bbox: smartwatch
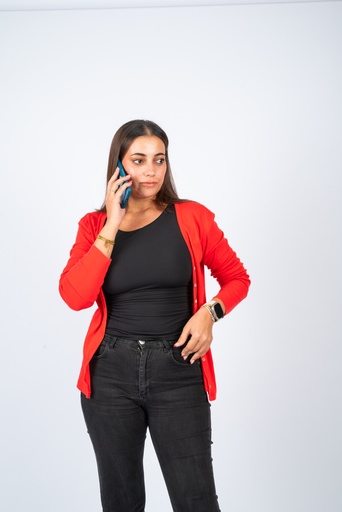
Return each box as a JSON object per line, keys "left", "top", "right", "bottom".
{"left": 202, "top": 300, "right": 224, "bottom": 322}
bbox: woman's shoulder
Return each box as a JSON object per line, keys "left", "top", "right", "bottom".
{"left": 174, "top": 200, "right": 214, "bottom": 218}
{"left": 78, "top": 211, "right": 107, "bottom": 230}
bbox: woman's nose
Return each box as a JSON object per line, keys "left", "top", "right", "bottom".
{"left": 144, "top": 163, "right": 156, "bottom": 176}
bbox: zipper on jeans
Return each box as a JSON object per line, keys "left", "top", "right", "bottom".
{"left": 138, "top": 340, "right": 146, "bottom": 352}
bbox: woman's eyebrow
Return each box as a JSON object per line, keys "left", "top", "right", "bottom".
{"left": 130, "top": 152, "right": 166, "bottom": 157}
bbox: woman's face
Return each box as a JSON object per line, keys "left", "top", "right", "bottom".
{"left": 121, "top": 135, "right": 167, "bottom": 201}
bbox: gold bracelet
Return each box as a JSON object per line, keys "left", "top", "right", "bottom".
{"left": 97, "top": 235, "right": 115, "bottom": 248}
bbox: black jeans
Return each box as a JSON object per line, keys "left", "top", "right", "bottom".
{"left": 81, "top": 335, "right": 221, "bottom": 512}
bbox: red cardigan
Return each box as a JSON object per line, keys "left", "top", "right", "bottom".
{"left": 59, "top": 201, "right": 250, "bottom": 400}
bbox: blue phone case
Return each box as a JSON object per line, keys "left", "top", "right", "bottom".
{"left": 118, "top": 160, "right": 131, "bottom": 208}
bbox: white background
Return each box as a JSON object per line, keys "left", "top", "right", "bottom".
{"left": 0, "top": 2, "right": 341, "bottom": 511}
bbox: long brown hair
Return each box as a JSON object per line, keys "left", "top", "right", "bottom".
{"left": 98, "top": 120, "right": 185, "bottom": 211}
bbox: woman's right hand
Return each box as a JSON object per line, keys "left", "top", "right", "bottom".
{"left": 94, "top": 168, "right": 132, "bottom": 257}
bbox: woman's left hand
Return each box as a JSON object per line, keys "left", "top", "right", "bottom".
{"left": 174, "top": 307, "right": 214, "bottom": 364}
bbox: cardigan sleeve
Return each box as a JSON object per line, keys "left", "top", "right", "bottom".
{"left": 201, "top": 209, "right": 250, "bottom": 315}
{"left": 59, "top": 214, "right": 111, "bottom": 311}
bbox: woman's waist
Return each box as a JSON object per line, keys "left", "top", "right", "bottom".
{"left": 105, "top": 309, "right": 190, "bottom": 340}
{"left": 105, "top": 288, "right": 191, "bottom": 318}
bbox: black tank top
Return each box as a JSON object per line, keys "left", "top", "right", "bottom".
{"left": 103, "top": 205, "right": 192, "bottom": 340}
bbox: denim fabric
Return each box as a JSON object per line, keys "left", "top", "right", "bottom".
{"left": 81, "top": 335, "right": 221, "bottom": 512}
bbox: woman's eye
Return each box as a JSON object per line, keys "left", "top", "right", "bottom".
{"left": 156, "top": 158, "right": 165, "bottom": 164}
{"left": 133, "top": 159, "right": 142, "bottom": 164}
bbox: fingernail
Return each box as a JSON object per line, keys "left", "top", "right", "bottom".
{"left": 182, "top": 355, "right": 187, "bottom": 360}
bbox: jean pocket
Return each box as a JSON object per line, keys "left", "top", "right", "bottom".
{"left": 92, "top": 339, "right": 109, "bottom": 360}
{"left": 170, "top": 346, "right": 200, "bottom": 367}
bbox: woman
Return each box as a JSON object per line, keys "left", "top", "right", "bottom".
{"left": 59, "top": 119, "right": 250, "bottom": 512}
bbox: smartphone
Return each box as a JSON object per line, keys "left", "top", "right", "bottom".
{"left": 117, "top": 159, "right": 131, "bottom": 208}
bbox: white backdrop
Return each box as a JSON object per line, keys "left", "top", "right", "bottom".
{"left": 0, "top": 3, "right": 341, "bottom": 511}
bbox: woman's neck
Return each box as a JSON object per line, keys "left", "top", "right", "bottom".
{"left": 126, "top": 198, "right": 161, "bottom": 215}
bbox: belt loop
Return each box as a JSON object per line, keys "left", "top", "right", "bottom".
{"left": 162, "top": 339, "right": 172, "bottom": 350}
{"left": 109, "top": 337, "right": 118, "bottom": 350}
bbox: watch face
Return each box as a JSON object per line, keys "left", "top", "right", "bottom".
{"left": 213, "top": 302, "right": 224, "bottom": 319}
